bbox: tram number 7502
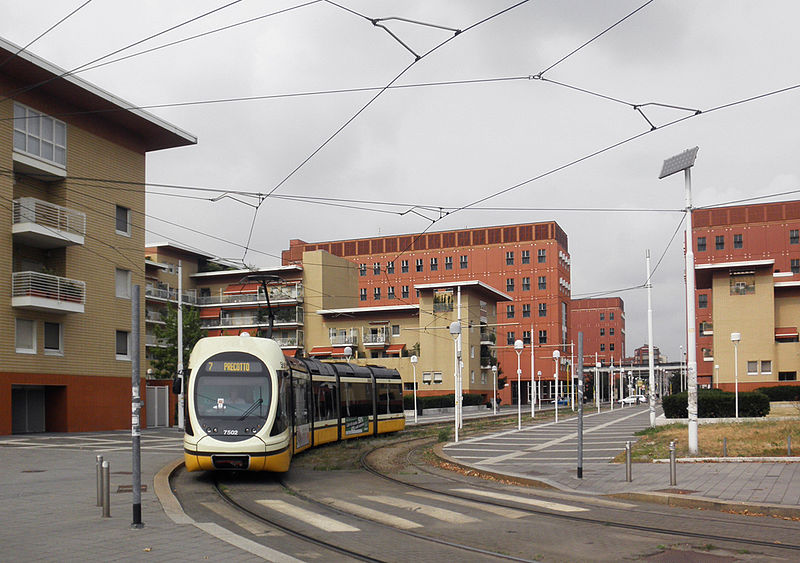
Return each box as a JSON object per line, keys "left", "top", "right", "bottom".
{"left": 223, "top": 429, "right": 239, "bottom": 436}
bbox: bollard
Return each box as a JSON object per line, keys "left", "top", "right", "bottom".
{"left": 96, "top": 455, "right": 104, "bottom": 507}
{"left": 669, "top": 441, "right": 677, "bottom": 486}
{"left": 102, "top": 461, "right": 111, "bottom": 518}
{"left": 723, "top": 437, "right": 727, "bottom": 458}
{"left": 789, "top": 435, "right": 792, "bottom": 457}
{"left": 625, "top": 441, "right": 632, "bottom": 482}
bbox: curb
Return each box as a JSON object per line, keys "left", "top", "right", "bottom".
{"left": 153, "top": 457, "right": 194, "bottom": 524}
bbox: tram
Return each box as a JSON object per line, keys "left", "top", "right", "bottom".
{"left": 178, "top": 333, "right": 405, "bottom": 472}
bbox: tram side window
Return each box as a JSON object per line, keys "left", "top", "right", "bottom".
{"left": 377, "top": 382, "right": 404, "bottom": 414}
{"left": 312, "top": 381, "right": 337, "bottom": 422}
{"left": 340, "top": 381, "right": 372, "bottom": 417}
{"left": 293, "top": 376, "right": 309, "bottom": 427}
{"left": 271, "top": 373, "right": 290, "bottom": 435}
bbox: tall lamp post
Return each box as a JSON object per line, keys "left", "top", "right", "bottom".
{"left": 553, "top": 349, "right": 561, "bottom": 423}
{"left": 595, "top": 361, "right": 601, "bottom": 413}
{"left": 537, "top": 370, "right": 542, "bottom": 410}
{"left": 410, "top": 355, "right": 418, "bottom": 424}
{"left": 731, "top": 332, "right": 741, "bottom": 418}
{"left": 344, "top": 346, "right": 353, "bottom": 363}
{"left": 492, "top": 365, "right": 498, "bottom": 415}
{"left": 515, "top": 339, "right": 524, "bottom": 430}
{"left": 714, "top": 364, "right": 720, "bottom": 389}
{"left": 449, "top": 321, "right": 461, "bottom": 442}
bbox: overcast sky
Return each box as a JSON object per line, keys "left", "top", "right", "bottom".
{"left": 4, "top": 1, "right": 800, "bottom": 362}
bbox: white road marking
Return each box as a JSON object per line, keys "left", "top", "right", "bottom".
{"left": 321, "top": 498, "right": 422, "bottom": 529}
{"left": 200, "top": 501, "right": 283, "bottom": 537}
{"left": 452, "top": 488, "right": 589, "bottom": 512}
{"left": 195, "top": 522, "right": 304, "bottom": 563}
{"left": 407, "top": 491, "right": 528, "bottom": 519}
{"left": 256, "top": 499, "right": 360, "bottom": 532}
{"left": 361, "top": 495, "right": 480, "bottom": 523}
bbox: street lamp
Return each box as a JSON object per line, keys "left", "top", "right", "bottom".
{"left": 449, "top": 321, "right": 462, "bottom": 442}
{"left": 714, "top": 364, "right": 720, "bottom": 389}
{"left": 514, "top": 339, "right": 524, "bottom": 430}
{"left": 492, "top": 365, "right": 498, "bottom": 415}
{"left": 344, "top": 346, "right": 353, "bottom": 363}
{"left": 536, "top": 370, "right": 542, "bottom": 409}
{"left": 553, "top": 349, "right": 561, "bottom": 423}
{"left": 627, "top": 370, "right": 633, "bottom": 403}
{"left": 410, "top": 355, "right": 418, "bottom": 424}
{"left": 595, "top": 361, "right": 601, "bottom": 413}
{"left": 731, "top": 332, "right": 741, "bottom": 418}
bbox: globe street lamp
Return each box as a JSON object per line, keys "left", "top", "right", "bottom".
{"left": 514, "top": 339, "right": 524, "bottom": 430}
{"left": 537, "top": 370, "right": 542, "bottom": 410}
{"left": 411, "top": 355, "right": 418, "bottom": 424}
{"left": 492, "top": 364, "right": 498, "bottom": 415}
{"left": 595, "top": 361, "right": 601, "bottom": 413}
{"left": 344, "top": 346, "right": 353, "bottom": 363}
{"left": 450, "top": 321, "right": 462, "bottom": 442}
{"left": 731, "top": 332, "right": 741, "bottom": 418}
{"left": 553, "top": 349, "right": 561, "bottom": 423}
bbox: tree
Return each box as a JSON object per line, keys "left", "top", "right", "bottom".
{"left": 150, "top": 304, "right": 205, "bottom": 379}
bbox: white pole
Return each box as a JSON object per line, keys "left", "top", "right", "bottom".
{"left": 571, "top": 342, "right": 575, "bottom": 411}
{"left": 492, "top": 365, "right": 497, "bottom": 415}
{"left": 517, "top": 349, "right": 522, "bottom": 430}
{"left": 411, "top": 356, "right": 418, "bottom": 424}
{"left": 735, "top": 341, "right": 739, "bottom": 418}
{"left": 685, "top": 168, "right": 699, "bottom": 454}
{"left": 610, "top": 359, "right": 614, "bottom": 411}
{"left": 537, "top": 370, "right": 542, "bottom": 410}
{"left": 553, "top": 350, "right": 560, "bottom": 423}
{"left": 456, "top": 287, "right": 463, "bottom": 430}
{"left": 646, "top": 250, "right": 656, "bottom": 427}
{"left": 531, "top": 325, "right": 535, "bottom": 418}
{"left": 595, "top": 352, "right": 600, "bottom": 412}
{"left": 177, "top": 261, "right": 184, "bottom": 430}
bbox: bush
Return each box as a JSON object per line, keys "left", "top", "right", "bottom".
{"left": 755, "top": 385, "right": 800, "bottom": 402}
{"left": 663, "top": 390, "right": 770, "bottom": 418}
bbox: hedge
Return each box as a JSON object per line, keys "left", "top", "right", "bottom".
{"left": 662, "top": 389, "right": 770, "bottom": 418}
{"left": 754, "top": 385, "right": 800, "bottom": 402}
{"left": 403, "top": 393, "right": 485, "bottom": 410}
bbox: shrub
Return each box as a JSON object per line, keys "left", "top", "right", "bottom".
{"left": 755, "top": 385, "right": 800, "bottom": 402}
{"left": 663, "top": 390, "right": 770, "bottom": 418}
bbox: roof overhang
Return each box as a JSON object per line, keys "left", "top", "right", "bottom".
{"left": 414, "top": 280, "right": 513, "bottom": 301}
{"left": 316, "top": 304, "right": 419, "bottom": 316}
{"left": 191, "top": 265, "right": 303, "bottom": 279}
{"left": 695, "top": 259, "right": 774, "bottom": 271}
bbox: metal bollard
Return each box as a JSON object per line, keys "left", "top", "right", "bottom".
{"left": 96, "top": 455, "right": 104, "bottom": 507}
{"left": 723, "top": 437, "right": 727, "bottom": 458}
{"left": 102, "top": 461, "right": 111, "bottom": 518}
{"left": 669, "top": 441, "right": 677, "bottom": 486}
{"left": 625, "top": 441, "right": 632, "bottom": 482}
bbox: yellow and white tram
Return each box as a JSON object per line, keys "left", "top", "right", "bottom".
{"left": 180, "top": 334, "right": 405, "bottom": 472}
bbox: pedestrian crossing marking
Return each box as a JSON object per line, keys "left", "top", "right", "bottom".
{"left": 256, "top": 499, "right": 360, "bottom": 532}
{"left": 452, "top": 488, "right": 589, "bottom": 512}
{"left": 200, "top": 501, "right": 283, "bottom": 537}
{"left": 407, "top": 491, "right": 528, "bottom": 519}
{"left": 360, "top": 495, "right": 480, "bottom": 523}
{"left": 321, "top": 498, "right": 423, "bottom": 529}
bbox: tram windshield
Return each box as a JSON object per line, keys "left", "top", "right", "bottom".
{"left": 195, "top": 374, "right": 270, "bottom": 420}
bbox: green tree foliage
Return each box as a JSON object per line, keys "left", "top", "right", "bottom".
{"left": 150, "top": 305, "right": 205, "bottom": 379}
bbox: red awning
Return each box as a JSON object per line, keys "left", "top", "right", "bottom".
{"left": 386, "top": 344, "right": 405, "bottom": 355}
{"left": 199, "top": 307, "right": 220, "bottom": 319}
{"left": 309, "top": 346, "right": 333, "bottom": 357}
{"left": 775, "top": 327, "right": 798, "bottom": 338}
{"left": 331, "top": 347, "right": 347, "bottom": 356}
{"left": 283, "top": 349, "right": 299, "bottom": 357}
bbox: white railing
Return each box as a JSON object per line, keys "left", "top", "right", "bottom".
{"left": 363, "top": 332, "right": 389, "bottom": 345}
{"left": 197, "top": 283, "right": 303, "bottom": 305}
{"left": 13, "top": 197, "right": 86, "bottom": 237}
{"left": 145, "top": 309, "right": 164, "bottom": 322}
{"left": 201, "top": 307, "right": 302, "bottom": 328}
{"left": 12, "top": 271, "right": 85, "bottom": 304}
{"left": 330, "top": 334, "right": 358, "bottom": 346}
{"left": 146, "top": 334, "right": 167, "bottom": 347}
{"left": 145, "top": 285, "right": 197, "bottom": 304}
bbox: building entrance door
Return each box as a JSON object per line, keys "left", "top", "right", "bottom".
{"left": 12, "top": 385, "right": 46, "bottom": 433}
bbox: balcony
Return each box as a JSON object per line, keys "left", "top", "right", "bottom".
{"left": 480, "top": 328, "right": 496, "bottom": 345}
{"left": 13, "top": 197, "right": 85, "bottom": 248}
{"left": 200, "top": 307, "right": 303, "bottom": 330}
{"left": 12, "top": 271, "right": 85, "bottom": 313}
{"left": 363, "top": 332, "right": 390, "bottom": 347}
{"left": 146, "top": 334, "right": 167, "bottom": 347}
{"left": 197, "top": 283, "right": 304, "bottom": 305}
{"left": 330, "top": 334, "right": 358, "bottom": 346}
{"left": 145, "top": 309, "right": 165, "bottom": 323}
{"left": 145, "top": 285, "right": 197, "bottom": 304}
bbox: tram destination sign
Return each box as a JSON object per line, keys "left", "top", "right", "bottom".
{"left": 205, "top": 361, "right": 264, "bottom": 373}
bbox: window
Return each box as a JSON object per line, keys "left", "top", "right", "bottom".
{"left": 733, "top": 234, "right": 743, "bottom": 249}
{"left": 521, "top": 250, "right": 530, "bottom": 264}
{"left": 760, "top": 360, "right": 772, "bottom": 374}
{"left": 392, "top": 324, "right": 400, "bottom": 336}
{"left": 600, "top": 313, "right": 605, "bottom": 321}
{"left": 13, "top": 102, "right": 67, "bottom": 167}
{"left": 416, "top": 259, "right": 423, "bottom": 272}
{"left": 538, "top": 276, "right": 547, "bottom": 290}
{"left": 115, "top": 205, "right": 131, "bottom": 236}
{"left": 523, "top": 330, "right": 531, "bottom": 345}
{"left": 600, "top": 328, "right": 605, "bottom": 336}
{"left": 537, "top": 249, "right": 546, "bottom": 263}
{"left": 702, "top": 347, "right": 713, "bottom": 360}
{"left": 44, "top": 322, "right": 62, "bottom": 355}
{"left": 373, "top": 287, "right": 381, "bottom": 300}
{"left": 506, "top": 305, "right": 515, "bottom": 319}
{"left": 538, "top": 303, "right": 547, "bottom": 317}
{"left": 792, "top": 259, "right": 799, "bottom": 274}
{"left": 460, "top": 255, "right": 468, "bottom": 269}
{"left": 386, "top": 261, "right": 394, "bottom": 274}
{"left": 715, "top": 235, "right": 724, "bottom": 250}
{"left": 699, "top": 321, "right": 713, "bottom": 336}
{"left": 507, "top": 332, "right": 515, "bottom": 346}
{"left": 791, "top": 229, "right": 799, "bottom": 245}
{"left": 697, "top": 237, "right": 707, "bottom": 252}
{"left": 521, "top": 277, "right": 531, "bottom": 291}
{"left": 401, "top": 260, "right": 409, "bottom": 273}
{"left": 359, "top": 264, "right": 367, "bottom": 276}
{"left": 610, "top": 312, "right": 614, "bottom": 320}
{"left": 778, "top": 371, "right": 797, "bottom": 381}
{"left": 373, "top": 262, "right": 380, "bottom": 275}
{"left": 747, "top": 361, "right": 758, "bottom": 375}
{"left": 610, "top": 343, "right": 615, "bottom": 351}
{"left": 610, "top": 328, "right": 615, "bottom": 336}
{"left": 401, "top": 285, "right": 409, "bottom": 299}
{"left": 445, "top": 256, "right": 453, "bottom": 270}
{"left": 538, "top": 330, "right": 547, "bottom": 344}
{"left": 387, "top": 286, "right": 395, "bottom": 299}
{"left": 16, "top": 318, "right": 36, "bottom": 354}
{"left": 115, "top": 268, "right": 131, "bottom": 299}
{"left": 600, "top": 343, "right": 605, "bottom": 352}
{"left": 698, "top": 294, "right": 708, "bottom": 308}
{"left": 506, "top": 251, "right": 514, "bottom": 265}
{"left": 730, "top": 272, "right": 755, "bottom": 295}
{"left": 522, "top": 304, "right": 531, "bottom": 318}
{"left": 116, "top": 330, "right": 130, "bottom": 359}
{"left": 506, "top": 278, "right": 514, "bottom": 292}
{"left": 360, "top": 288, "right": 367, "bottom": 301}
{"left": 430, "top": 258, "right": 438, "bottom": 271}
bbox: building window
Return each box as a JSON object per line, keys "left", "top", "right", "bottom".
{"left": 373, "top": 262, "right": 381, "bottom": 275}
{"left": 746, "top": 361, "right": 758, "bottom": 375}
{"left": 507, "top": 305, "right": 515, "bottom": 319}
{"left": 733, "top": 234, "right": 743, "bottom": 249}
{"left": 730, "top": 272, "right": 755, "bottom": 295}
{"left": 416, "top": 259, "right": 423, "bottom": 272}
{"left": 115, "top": 205, "right": 131, "bottom": 236}
{"left": 538, "top": 330, "right": 547, "bottom": 344}
{"left": 523, "top": 330, "right": 531, "bottom": 345}
{"left": 538, "top": 303, "right": 547, "bottom": 317}
{"left": 715, "top": 235, "right": 724, "bottom": 250}
{"left": 359, "top": 264, "right": 367, "bottom": 276}
{"left": 600, "top": 313, "right": 605, "bottom": 321}
{"left": 610, "top": 328, "right": 615, "bottom": 336}
{"left": 445, "top": 256, "right": 453, "bottom": 270}
{"left": 386, "top": 261, "right": 394, "bottom": 274}
{"left": 522, "top": 304, "right": 531, "bottom": 318}
{"left": 360, "top": 288, "right": 367, "bottom": 301}
{"left": 16, "top": 318, "right": 36, "bottom": 354}
{"left": 430, "top": 258, "right": 438, "bottom": 271}
{"left": 610, "top": 312, "right": 614, "bottom": 320}
{"left": 392, "top": 324, "right": 400, "bottom": 336}
{"left": 537, "top": 249, "right": 546, "bottom": 263}
{"left": 521, "top": 277, "right": 530, "bottom": 291}
{"left": 699, "top": 321, "right": 713, "bottom": 336}
{"left": 792, "top": 259, "right": 800, "bottom": 274}
{"left": 374, "top": 287, "right": 381, "bottom": 300}
{"left": 401, "top": 260, "right": 409, "bottom": 273}
{"left": 460, "top": 255, "right": 468, "bottom": 269}
{"left": 521, "top": 250, "right": 530, "bottom": 264}
{"left": 115, "top": 268, "right": 131, "bottom": 299}
{"left": 698, "top": 294, "right": 708, "bottom": 308}
{"left": 506, "top": 251, "right": 514, "bottom": 266}
{"left": 600, "top": 343, "right": 605, "bottom": 352}
{"left": 506, "top": 278, "right": 514, "bottom": 292}
{"left": 610, "top": 343, "right": 615, "bottom": 351}
{"left": 702, "top": 347, "right": 713, "bottom": 360}
{"left": 697, "top": 237, "right": 706, "bottom": 252}
{"left": 507, "top": 332, "right": 515, "bottom": 346}
{"left": 116, "top": 330, "right": 130, "bottom": 360}
{"left": 791, "top": 229, "right": 799, "bottom": 245}
{"left": 538, "top": 276, "right": 547, "bottom": 290}
{"left": 44, "top": 322, "right": 62, "bottom": 355}
{"left": 13, "top": 102, "right": 67, "bottom": 167}
{"left": 600, "top": 328, "right": 605, "bottom": 337}
{"left": 401, "top": 285, "right": 409, "bottom": 299}
{"left": 761, "top": 360, "right": 772, "bottom": 374}
{"left": 778, "top": 371, "right": 797, "bottom": 381}
{"left": 387, "top": 286, "right": 395, "bottom": 299}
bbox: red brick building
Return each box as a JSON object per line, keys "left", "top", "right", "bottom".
{"left": 570, "top": 297, "right": 625, "bottom": 365}
{"left": 282, "top": 221, "right": 571, "bottom": 403}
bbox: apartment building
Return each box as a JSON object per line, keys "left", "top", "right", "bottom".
{"left": 693, "top": 201, "right": 800, "bottom": 390}
{"left": 282, "top": 222, "right": 571, "bottom": 404}
{"left": 570, "top": 297, "right": 626, "bottom": 364}
{"left": 0, "top": 38, "right": 195, "bottom": 434}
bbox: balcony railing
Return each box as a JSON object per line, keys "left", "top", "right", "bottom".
{"left": 201, "top": 307, "right": 303, "bottom": 329}
{"left": 363, "top": 332, "right": 390, "bottom": 346}
{"left": 480, "top": 329, "right": 496, "bottom": 344}
{"left": 12, "top": 271, "right": 85, "bottom": 313}
{"left": 330, "top": 334, "right": 358, "bottom": 346}
{"left": 145, "top": 309, "right": 165, "bottom": 323}
{"left": 12, "top": 197, "right": 86, "bottom": 248}
{"left": 145, "top": 285, "right": 197, "bottom": 304}
{"left": 197, "top": 283, "right": 303, "bottom": 305}
{"left": 146, "top": 334, "right": 167, "bottom": 347}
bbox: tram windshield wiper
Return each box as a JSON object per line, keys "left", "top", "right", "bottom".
{"left": 238, "top": 398, "right": 263, "bottom": 420}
